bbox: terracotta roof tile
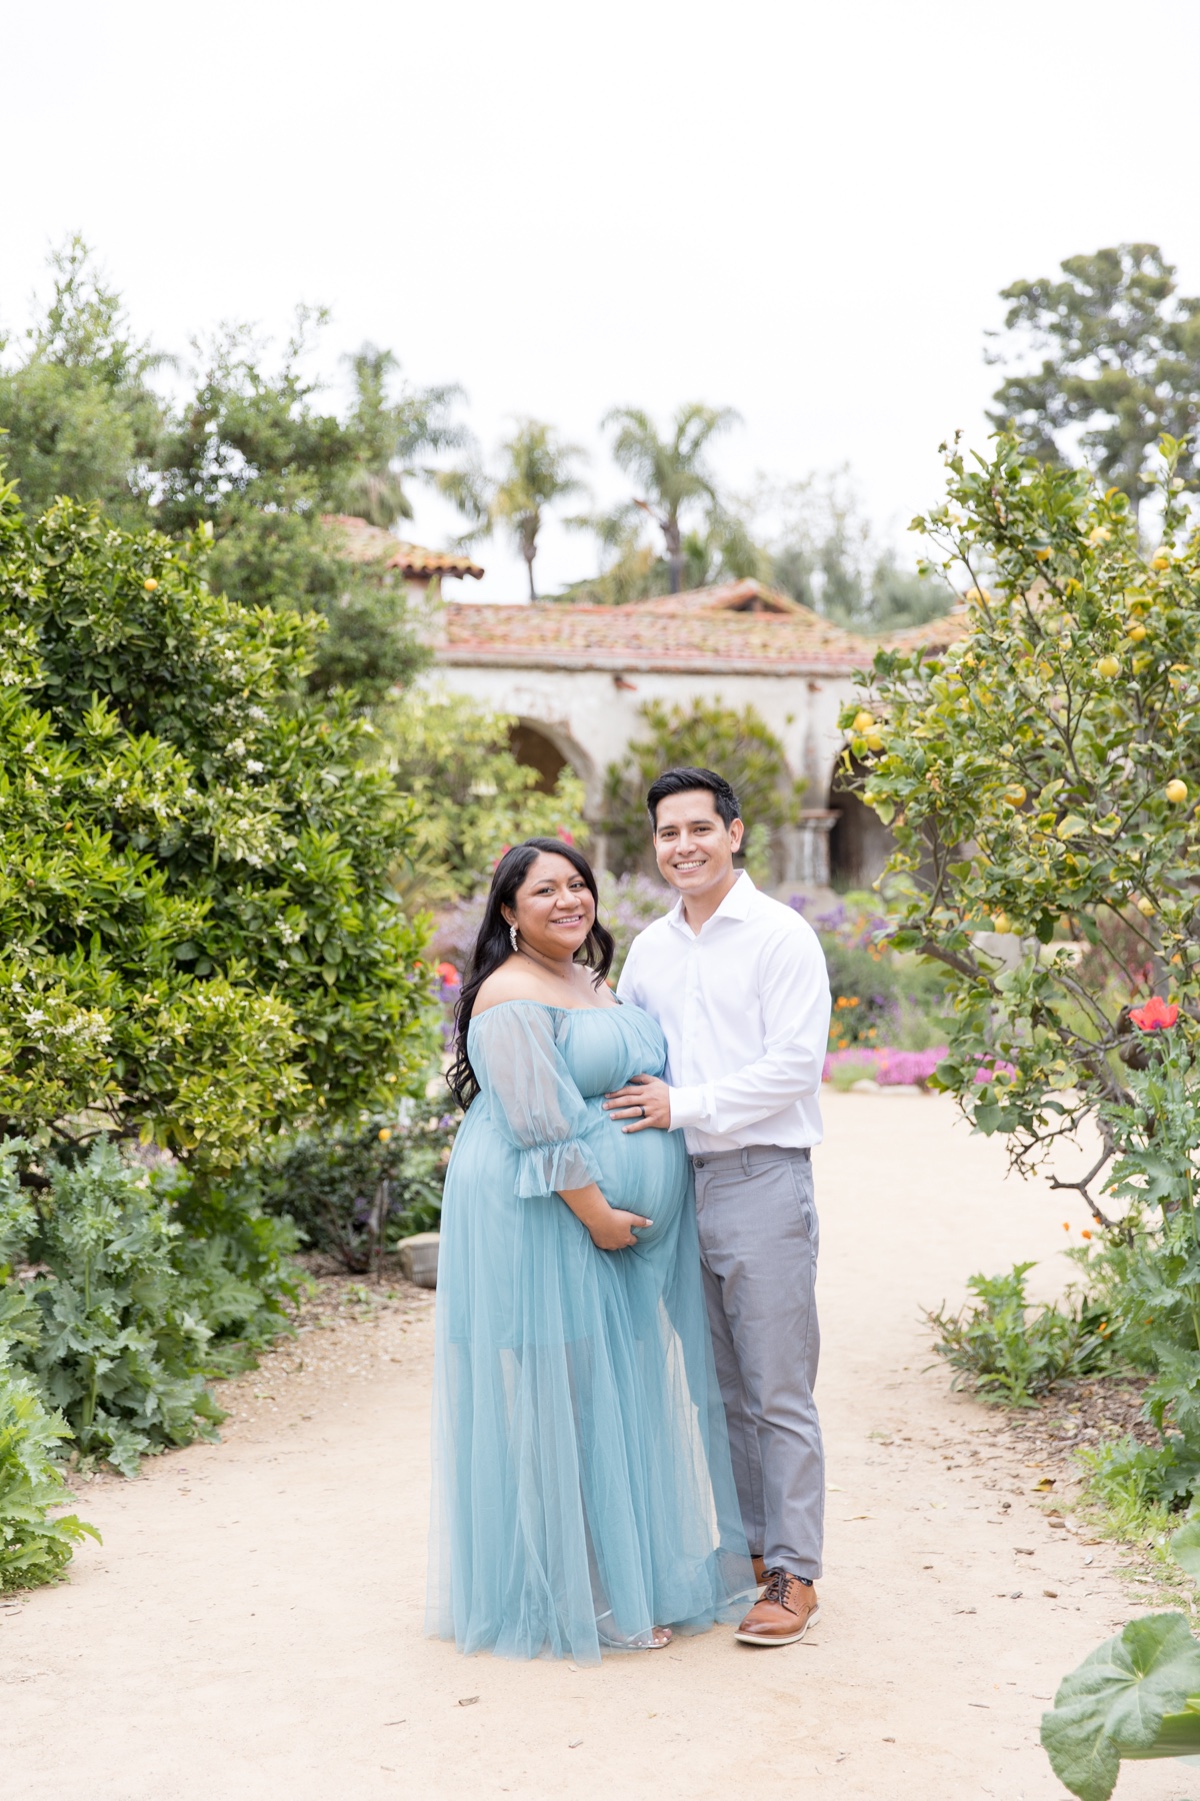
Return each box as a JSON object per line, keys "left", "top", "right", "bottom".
{"left": 879, "top": 610, "right": 971, "bottom": 655}
{"left": 436, "top": 590, "right": 875, "bottom": 676}
{"left": 322, "top": 514, "right": 484, "bottom": 581}
{"left": 629, "top": 578, "right": 807, "bottom": 617}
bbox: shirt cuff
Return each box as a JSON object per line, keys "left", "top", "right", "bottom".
{"left": 667, "top": 1084, "right": 711, "bottom": 1131}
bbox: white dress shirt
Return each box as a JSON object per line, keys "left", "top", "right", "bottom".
{"left": 616, "top": 872, "right": 831, "bottom": 1154}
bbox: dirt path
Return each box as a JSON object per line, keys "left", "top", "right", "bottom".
{"left": 5, "top": 1093, "right": 1194, "bottom": 1801}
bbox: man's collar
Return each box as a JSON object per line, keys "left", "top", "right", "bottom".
{"left": 666, "top": 869, "right": 755, "bottom": 933}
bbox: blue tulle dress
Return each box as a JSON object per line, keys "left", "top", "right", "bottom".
{"left": 427, "top": 999, "right": 753, "bottom": 1663}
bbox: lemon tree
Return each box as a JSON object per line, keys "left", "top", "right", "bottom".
{"left": 843, "top": 432, "right": 1200, "bottom": 1220}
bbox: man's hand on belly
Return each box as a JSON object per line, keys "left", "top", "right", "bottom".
{"left": 603, "top": 1073, "right": 673, "bottom": 1132}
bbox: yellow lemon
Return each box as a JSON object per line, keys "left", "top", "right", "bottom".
{"left": 1152, "top": 555, "right": 1171, "bottom": 570}
{"left": 378, "top": 1127, "right": 393, "bottom": 1143}
{"left": 852, "top": 709, "right": 875, "bottom": 732}
{"left": 1097, "top": 656, "right": 1120, "bottom": 678}
{"left": 865, "top": 732, "right": 884, "bottom": 752}
{"left": 143, "top": 577, "right": 158, "bottom": 592}
{"left": 1034, "top": 547, "right": 1052, "bottom": 562}
{"left": 1136, "top": 896, "right": 1156, "bottom": 917}
{"left": 1127, "top": 623, "right": 1147, "bottom": 642}
{"left": 1003, "top": 785, "right": 1027, "bottom": 807}
{"left": 1166, "top": 779, "right": 1189, "bottom": 804}
{"left": 993, "top": 912, "right": 1013, "bottom": 935}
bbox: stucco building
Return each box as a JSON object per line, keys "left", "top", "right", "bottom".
{"left": 430, "top": 577, "right": 960, "bottom": 887}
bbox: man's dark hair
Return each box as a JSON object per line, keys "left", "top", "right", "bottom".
{"left": 645, "top": 766, "right": 742, "bottom": 831}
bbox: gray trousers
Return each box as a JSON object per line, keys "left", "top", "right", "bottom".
{"left": 691, "top": 1144, "right": 824, "bottom": 1582}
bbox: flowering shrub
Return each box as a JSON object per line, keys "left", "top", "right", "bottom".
{"left": 790, "top": 892, "right": 952, "bottom": 1054}
{"left": 0, "top": 485, "right": 433, "bottom": 1163}
{"left": 842, "top": 432, "right": 1200, "bottom": 1201}
{"left": 823, "top": 1046, "right": 946, "bottom": 1086}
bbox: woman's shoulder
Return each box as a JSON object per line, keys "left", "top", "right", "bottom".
{"left": 471, "top": 964, "right": 554, "bottom": 1017}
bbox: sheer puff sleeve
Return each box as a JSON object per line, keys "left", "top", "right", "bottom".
{"left": 468, "top": 1002, "right": 603, "bottom": 1198}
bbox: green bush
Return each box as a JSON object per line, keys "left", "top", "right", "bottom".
{"left": 0, "top": 1353, "right": 98, "bottom": 1591}
{"left": 250, "top": 1109, "right": 455, "bottom": 1273}
{"left": 925, "top": 1260, "right": 1112, "bottom": 1406}
{"left": 0, "top": 482, "right": 433, "bottom": 1165}
{"left": 2, "top": 1139, "right": 298, "bottom": 1477}
{"left": 1076, "top": 1433, "right": 1199, "bottom": 1527}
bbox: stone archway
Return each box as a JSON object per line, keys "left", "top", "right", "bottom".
{"left": 508, "top": 721, "right": 569, "bottom": 794}
{"left": 828, "top": 753, "right": 894, "bottom": 891}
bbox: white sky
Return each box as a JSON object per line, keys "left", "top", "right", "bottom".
{"left": 5, "top": 0, "right": 1200, "bottom": 601}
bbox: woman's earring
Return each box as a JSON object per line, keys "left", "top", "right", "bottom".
{"left": 509, "top": 923, "right": 519, "bottom": 953}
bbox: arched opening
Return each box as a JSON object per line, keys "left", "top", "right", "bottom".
{"left": 509, "top": 722, "right": 569, "bottom": 793}
{"left": 828, "top": 754, "right": 894, "bottom": 891}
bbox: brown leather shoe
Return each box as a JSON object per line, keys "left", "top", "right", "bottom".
{"left": 751, "top": 1554, "right": 768, "bottom": 1587}
{"left": 735, "top": 1569, "right": 820, "bottom": 1646}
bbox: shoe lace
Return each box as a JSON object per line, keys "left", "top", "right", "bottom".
{"left": 761, "top": 1569, "right": 794, "bottom": 1610}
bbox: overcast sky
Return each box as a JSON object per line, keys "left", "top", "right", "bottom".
{"left": 5, "top": 0, "right": 1200, "bottom": 600}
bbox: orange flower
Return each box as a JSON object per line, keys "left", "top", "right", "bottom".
{"left": 1081, "top": 1229, "right": 1092, "bottom": 1240}
{"left": 1062, "top": 1222, "right": 1071, "bottom": 1232}
{"left": 1130, "top": 996, "right": 1179, "bottom": 1031}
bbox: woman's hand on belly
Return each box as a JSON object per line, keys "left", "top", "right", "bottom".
{"left": 557, "top": 1182, "right": 652, "bottom": 1251}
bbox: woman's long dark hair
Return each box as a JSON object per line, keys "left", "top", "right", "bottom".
{"left": 447, "top": 838, "right": 615, "bottom": 1109}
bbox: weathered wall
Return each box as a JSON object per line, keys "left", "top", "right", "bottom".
{"left": 426, "top": 661, "right": 859, "bottom": 814}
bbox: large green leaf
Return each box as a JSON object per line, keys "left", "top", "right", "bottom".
{"left": 1172, "top": 1517, "right": 1200, "bottom": 1584}
{"left": 1041, "top": 1613, "right": 1200, "bottom": 1801}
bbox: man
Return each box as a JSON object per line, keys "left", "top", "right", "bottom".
{"left": 605, "top": 766, "right": 831, "bottom": 1647}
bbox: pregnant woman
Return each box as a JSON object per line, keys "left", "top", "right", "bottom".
{"left": 427, "top": 838, "right": 752, "bottom": 1663}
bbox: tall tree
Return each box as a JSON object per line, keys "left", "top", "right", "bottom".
{"left": 439, "top": 418, "right": 585, "bottom": 601}
{"left": 988, "top": 243, "right": 1200, "bottom": 511}
{"left": 0, "top": 235, "right": 166, "bottom": 524}
{"left": 154, "top": 313, "right": 463, "bottom": 702}
{"left": 759, "top": 471, "right": 949, "bottom": 631}
{"left": 332, "top": 343, "right": 465, "bottom": 528}
{"left": 602, "top": 402, "right": 739, "bottom": 592}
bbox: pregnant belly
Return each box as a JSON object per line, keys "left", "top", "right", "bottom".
{"left": 581, "top": 1100, "right": 688, "bottom": 1221}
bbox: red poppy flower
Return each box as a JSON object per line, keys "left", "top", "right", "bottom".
{"left": 1129, "top": 996, "right": 1179, "bottom": 1031}
{"left": 436, "top": 961, "right": 461, "bottom": 987}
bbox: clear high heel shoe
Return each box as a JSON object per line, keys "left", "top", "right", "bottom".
{"left": 595, "top": 1609, "right": 673, "bottom": 1651}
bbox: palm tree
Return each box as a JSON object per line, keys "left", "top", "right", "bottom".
{"left": 602, "top": 402, "right": 740, "bottom": 592}
{"left": 337, "top": 345, "right": 466, "bottom": 528}
{"left": 439, "top": 419, "right": 586, "bottom": 601}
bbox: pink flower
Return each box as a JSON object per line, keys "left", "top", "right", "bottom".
{"left": 1130, "top": 996, "right": 1179, "bottom": 1031}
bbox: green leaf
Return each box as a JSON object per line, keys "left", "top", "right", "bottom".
{"left": 1040, "top": 1613, "right": 1200, "bottom": 1801}
{"left": 1171, "top": 1517, "right": 1200, "bottom": 1584}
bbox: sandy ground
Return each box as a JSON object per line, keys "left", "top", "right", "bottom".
{"left": 5, "top": 1091, "right": 1198, "bottom": 1801}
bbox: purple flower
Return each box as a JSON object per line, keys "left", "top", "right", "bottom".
{"left": 822, "top": 1046, "right": 947, "bottom": 1087}
{"left": 973, "top": 1059, "right": 1017, "bottom": 1083}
